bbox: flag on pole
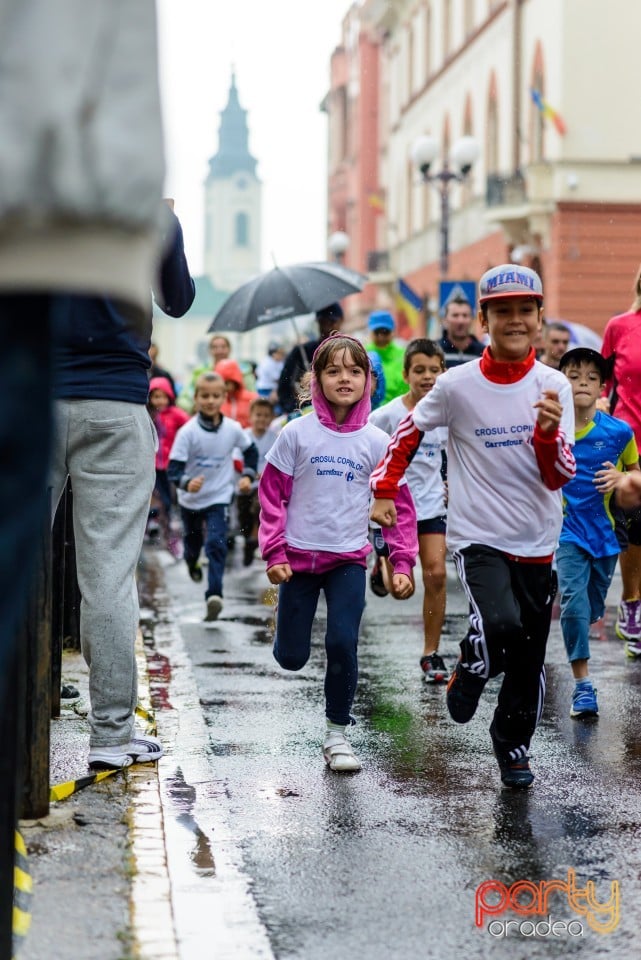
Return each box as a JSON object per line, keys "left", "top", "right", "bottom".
{"left": 530, "top": 88, "right": 567, "bottom": 135}
{"left": 395, "top": 278, "right": 423, "bottom": 339}
{"left": 367, "top": 192, "right": 385, "bottom": 215}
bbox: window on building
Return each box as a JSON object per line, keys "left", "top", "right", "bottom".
{"left": 531, "top": 68, "right": 545, "bottom": 163}
{"left": 443, "top": 0, "right": 452, "bottom": 58}
{"left": 338, "top": 86, "right": 348, "bottom": 162}
{"left": 235, "top": 212, "right": 249, "bottom": 247}
{"left": 487, "top": 81, "right": 499, "bottom": 176}
{"left": 442, "top": 115, "right": 451, "bottom": 168}
{"left": 461, "top": 95, "right": 474, "bottom": 204}
{"left": 424, "top": 2, "right": 432, "bottom": 79}
{"left": 464, "top": 0, "right": 475, "bottom": 36}
{"left": 407, "top": 157, "right": 414, "bottom": 237}
{"left": 407, "top": 22, "right": 414, "bottom": 100}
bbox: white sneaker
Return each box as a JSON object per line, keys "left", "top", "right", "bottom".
{"left": 88, "top": 734, "right": 163, "bottom": 770}
{"left": 323, "top": 728, "right": 362, "bottom": 772}
{"left": 205, "top": 595, "right": 223, "bottom": 621}
{"left": 616, "top": 599, "right": 641, "bottom": 640}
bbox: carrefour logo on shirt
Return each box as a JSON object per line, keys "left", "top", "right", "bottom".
{"left": 310, "top": 454, "right": 363, "bottom": 481}
{"left": 310, "top": 455, "right": 364, "bottom": 470}
{"left": 475, "top": 424, "right": 533, "bottom": 437}
{"left": 474, "top": 423, "right": 533, "bottom": 449}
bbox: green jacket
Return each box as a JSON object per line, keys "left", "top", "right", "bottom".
{"left": 368, "top": 341, "right": 406, "bottom": 403}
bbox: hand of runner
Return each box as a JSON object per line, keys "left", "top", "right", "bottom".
{"left": 370, "top": 498, "right": 397, "bottom": 527}
{"left": 391, "top": 573, "right": 414, "bottom": 599}
{"left": 533, "top": 389, "right": 562, "bottom": 433}
{"left": 266, "top": 563, "right": 293, "bottom": 584}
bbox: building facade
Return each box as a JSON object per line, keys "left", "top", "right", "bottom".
{"left": 326, "top": 0, "right": 641, "bottom": 334}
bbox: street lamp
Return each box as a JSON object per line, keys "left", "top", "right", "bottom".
{"left": 327, "top": 230, "right": 350, "bottom": 264}
{"left": 410, "top": 134, "right": 480, "bottom": 277}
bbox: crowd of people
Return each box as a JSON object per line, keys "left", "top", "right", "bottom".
{"left": 30, "top": 229, "right": 641, "bottom": 791}
{"left": 138, "top": 261, "right": 641, "bottom": 792}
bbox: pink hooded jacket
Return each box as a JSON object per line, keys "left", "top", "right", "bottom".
{"left": 258, "top": 336, "right": 417, "bottom": 576}
{"left": 149, "top": 376, "right": 190, "bottom": 470}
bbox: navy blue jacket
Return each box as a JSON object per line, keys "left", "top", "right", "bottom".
{"left": 53, "top": 210, "right": 195, "bottom": 403}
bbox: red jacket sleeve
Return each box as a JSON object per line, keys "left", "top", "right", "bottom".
{"left": 258, "top": 462, "right": 293, "bottom": 567}
{"left": 532, "top": 423, "right": 576, "bottom": 490}
{"left": 370, "top": 413, "right": 423, "bottom": 499}
{"left": 601, "top": 322, "right": 615, "bottom": 399}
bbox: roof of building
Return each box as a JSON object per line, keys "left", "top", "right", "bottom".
{"left": 206, "top": 71, "right": 258, "bottom": 181}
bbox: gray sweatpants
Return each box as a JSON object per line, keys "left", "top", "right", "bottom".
{"left": 50, "top": 400, "right": 156, "bottom": 747}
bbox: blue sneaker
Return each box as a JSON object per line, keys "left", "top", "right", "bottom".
{"left": 496, "top": 754, "right": 534, "bottom": 789}
{"left": 570, "top": 681, "right": 598, "bottom": 721}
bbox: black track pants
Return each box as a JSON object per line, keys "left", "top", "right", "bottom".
{"left": 453, "top": 544, "right": 554, "bottom": 761}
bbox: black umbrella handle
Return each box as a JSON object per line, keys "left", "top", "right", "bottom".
{"left": 297, "top": 342, "right": 311, "bottom": 373}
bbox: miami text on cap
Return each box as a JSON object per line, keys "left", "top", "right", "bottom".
{"left": 478, "top": 264, "right": 543, "bottom": 303}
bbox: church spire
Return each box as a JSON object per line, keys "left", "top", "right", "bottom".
{"left": 207, "top": 70, "right": 258, "bottom": 180}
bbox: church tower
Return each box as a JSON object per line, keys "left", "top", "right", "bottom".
{"left": 204, "top": 72, "right": 262, "bottom": 291}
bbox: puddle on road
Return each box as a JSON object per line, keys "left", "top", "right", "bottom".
{"left": 165, "top": 768, "right": 216, "bottom": 877}
{"left": 228, "top": 614, "right": 272, "bottom": 627}
{"left": 200, "top": 660, "right": 257, "bottom": 670}
{"left": 144, "top": 647, "right": 173, "bottom": 711}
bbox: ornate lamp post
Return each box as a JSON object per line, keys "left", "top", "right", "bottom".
{"left": 327, "top": 230, "right": 350, "bottom": 264}
{"left": 410, "top": 135, "right": 480, "bottom": 277}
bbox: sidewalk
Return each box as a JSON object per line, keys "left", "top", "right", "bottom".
{"left": 18, "top": 625, "right": 177, "bottom": 960}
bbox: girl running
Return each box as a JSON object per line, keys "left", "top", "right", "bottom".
{"left": 258, "top": 334, "right": 417, "bottom": 772}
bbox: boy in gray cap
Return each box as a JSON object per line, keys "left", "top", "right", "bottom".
{"left": 371, "top": 264, "right": 576, "bottom": 789}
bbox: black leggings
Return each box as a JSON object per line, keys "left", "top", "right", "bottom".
{"left": 453, "top": 544, "right": 554, "bottom": 760}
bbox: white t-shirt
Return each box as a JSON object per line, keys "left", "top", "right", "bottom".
{"left": 170, "top": 415, "right": 253, "bottom": 510}
{"left": 255, "top": 355, "right": 284, "bottom": 392}
{"left": 244, "top": 428, "right": 276, "bottom": 475}
{"left": 412, "top": 359, "right": 574, "bottom": 556}
{"left": 265, "top": 412, "right": 391, "bottom": 553}
{"left": 370, "top": 395, "right": 447, "bottom": 521}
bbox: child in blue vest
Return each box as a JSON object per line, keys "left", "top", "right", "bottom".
{"left": 557, "top": 348, "right": 639, "bottom": 719}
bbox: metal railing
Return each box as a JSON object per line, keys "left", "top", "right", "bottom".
{"left": 366, "top": 250, "right": 390, "bottom": 272}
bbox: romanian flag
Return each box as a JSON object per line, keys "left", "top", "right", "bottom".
{"left": 367, "top": 192, "right": 385, "bottom": 215}
{"left": 530, "top": 88, "right": 567, "bottom": 135}
{"left": 395, "top": 278, "right": 423, "bottom": 340}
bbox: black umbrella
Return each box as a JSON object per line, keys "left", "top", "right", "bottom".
{"left": 208, "top": 261, "right": 368, "bottom": 333}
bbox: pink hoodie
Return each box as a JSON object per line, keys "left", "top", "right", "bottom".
{"left": 258, "top": 336, "right": 417, "bottom": 576}
{"left": 149, "top": 376, "right": 190, "bottom": 470}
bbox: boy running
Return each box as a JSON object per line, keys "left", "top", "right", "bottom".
{"left": 370, "top": 264, "right": 576, "bottom": 789}
{"left": 168, "top": 372, "right": 258, "bottom": 621}
{"left": 369, "top": 339, "right": 449, "bottom": 682}
{"left": 557, "top": 348, "right": 639, "bottom": 716}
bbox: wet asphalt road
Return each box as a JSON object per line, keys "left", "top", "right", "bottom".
{"left": 142, "top": 544, "right": 641, "bottom": 960}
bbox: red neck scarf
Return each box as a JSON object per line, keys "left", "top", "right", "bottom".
{"left": 480, "top": 346, "right": 536, "bottom": 384}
